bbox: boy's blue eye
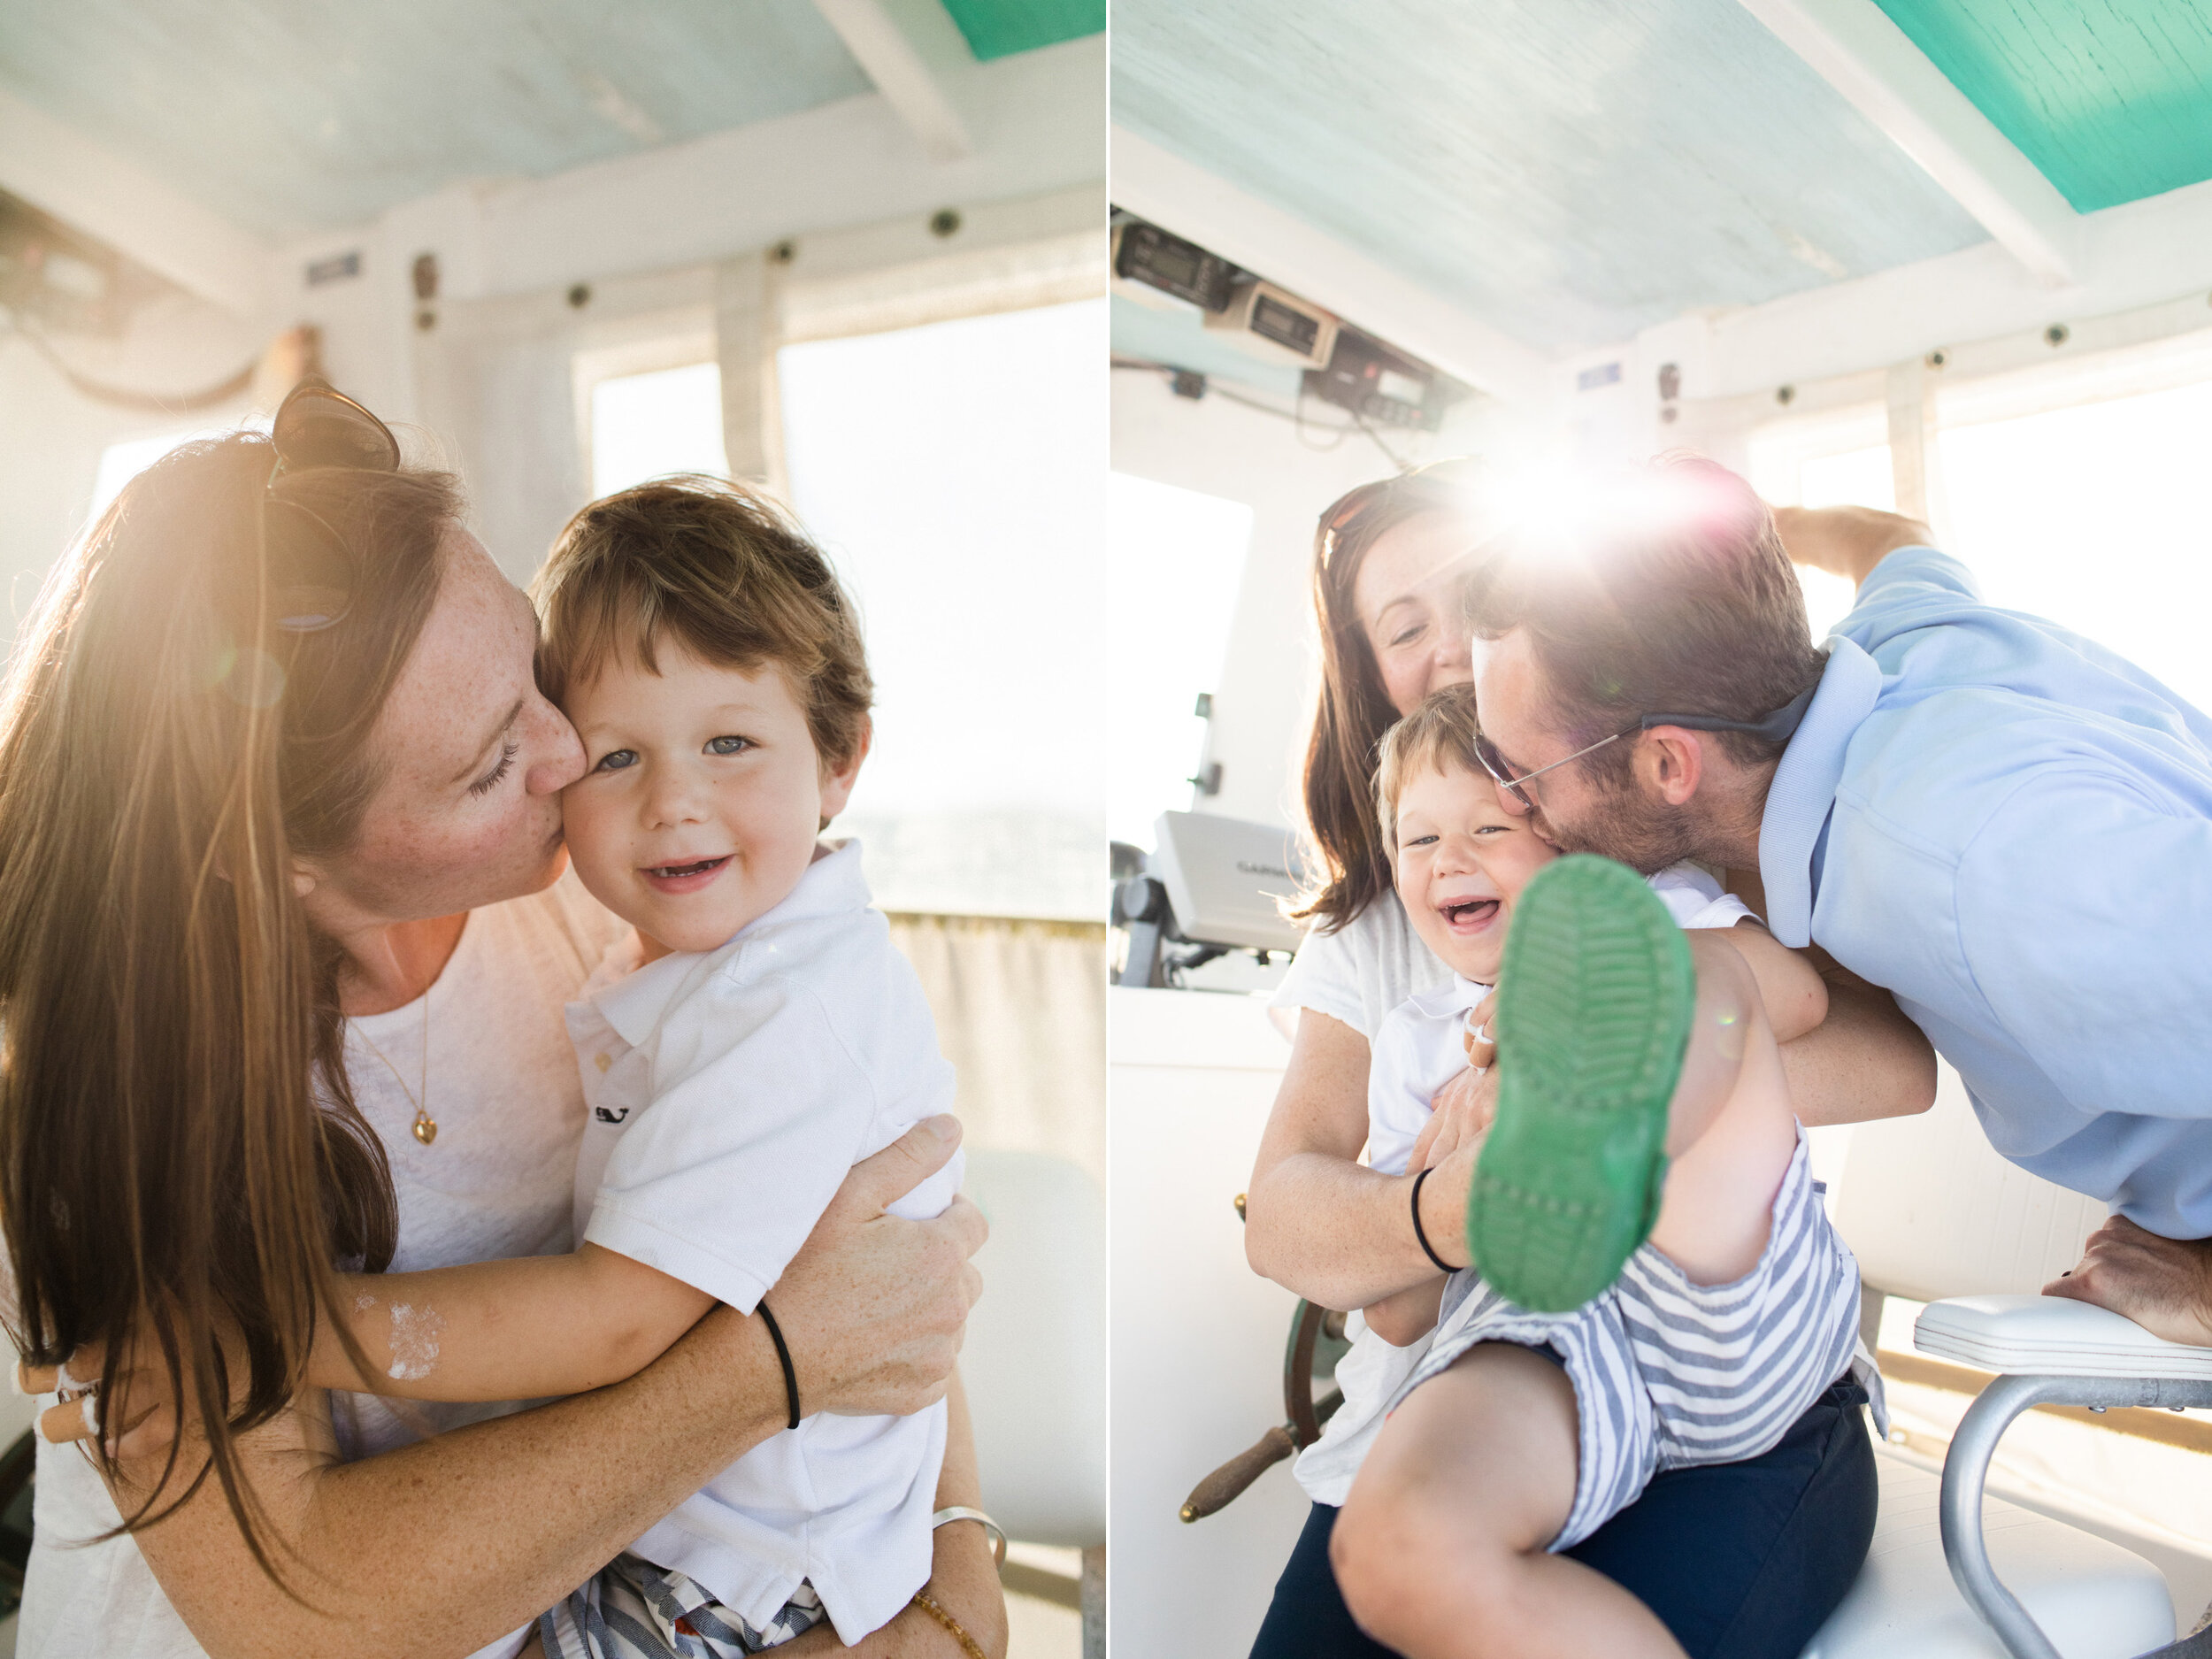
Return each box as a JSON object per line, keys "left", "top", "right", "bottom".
{"left": 594, "top": 749, "right": 638, "bottom": 772}
{"left": 706, "top": 735, "right": 751, "bottom": 757}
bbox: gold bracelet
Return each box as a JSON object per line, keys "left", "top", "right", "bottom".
{"left": 910, "top": 1590, "right": 988, "bottom": 1659}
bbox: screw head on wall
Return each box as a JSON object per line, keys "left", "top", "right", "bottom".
{"left": 2046, "top": 323, "right": 2070, "bottom": 348}
{"left": 929, "top": 208, "right": 962, "bottom": 239}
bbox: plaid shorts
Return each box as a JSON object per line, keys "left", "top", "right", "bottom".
{"left": 539, "top": 1554, "right": 828, "bottom": 1658}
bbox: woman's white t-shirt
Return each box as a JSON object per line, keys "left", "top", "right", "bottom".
{"left": 1269, "top": 891, "right": 1452, "bottom": 1042}
{"left": 18, "top": 872, "right": 626, "bottom": 1659}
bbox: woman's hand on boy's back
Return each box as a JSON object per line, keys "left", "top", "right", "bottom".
{"left": 772, "top": 1113, "right": 987, "bottom": 1419}
{"left": 1416, "top": 1062, "right": 1496, "bottom": 1173}
{"left": 19, "top": 1313, "right": 224, "bottom": 1466}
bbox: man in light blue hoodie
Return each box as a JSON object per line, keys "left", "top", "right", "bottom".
{"left": 1465, "top": 458, "right": 2212, "bottom": 1348}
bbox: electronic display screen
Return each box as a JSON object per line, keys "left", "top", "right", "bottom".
{"left": 1148, "top": 245, "right": 1198, "bottom": 287}
{"left": 1252, "top": 295, "right": 1318, "bottom": 353}
{"left": 1376, "top": 367, "right": 1425, "bottom": 405}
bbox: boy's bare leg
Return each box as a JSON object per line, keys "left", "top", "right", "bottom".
{"left": 1647, "top": 934, "right": 1803, "bottom": 1286}
{"left": 1332, "top": 1344, "right": 1688, "bottom": 1659}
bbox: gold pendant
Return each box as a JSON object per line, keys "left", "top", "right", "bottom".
{"left": 412, "top": 1113, "right": 438, "bottom": 1146}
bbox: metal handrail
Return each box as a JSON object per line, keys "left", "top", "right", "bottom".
{"left": 1939, "top": 1371, "right": 2212, "bottom": 1659}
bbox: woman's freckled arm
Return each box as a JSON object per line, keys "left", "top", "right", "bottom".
{"left": 1362, "top": 1278, "right": 1444, "bottom": 1347}
{"left": 1246, "top": 1010, "right": 1458, "bottom": 1311}
{"left": 128, "top": 1303, "right": 794, "bottom": 1659}
{"left": 312, "top": 1245, "right": 714, "bottom": 1401}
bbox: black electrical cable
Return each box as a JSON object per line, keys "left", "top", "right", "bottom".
{"left": 1350, "top": 405, "right": 1410, "bottom": 472}
{"left": 1112, "top": 352, "right": 1408, "bottom": 467}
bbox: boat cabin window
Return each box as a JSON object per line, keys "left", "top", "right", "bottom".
{"left": 588, "top": 361, "right": 725, "bottom": 498}
{"left": 1103, "top": 471, "right": 1251, "bottom": 849}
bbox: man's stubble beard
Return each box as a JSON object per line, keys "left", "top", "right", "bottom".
{"left": 1532, "top": 780, "right": 1701, "bottom": 877}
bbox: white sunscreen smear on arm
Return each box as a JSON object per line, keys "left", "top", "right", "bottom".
{"left": 386, "top": 1302, "right": 445, "bottom": 1382}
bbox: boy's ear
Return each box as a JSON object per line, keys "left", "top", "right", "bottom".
{"left": 817, "top": 715, "right": 872, "bottom": 823}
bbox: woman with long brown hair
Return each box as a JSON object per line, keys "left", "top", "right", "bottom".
{"left": 1240, "top": 463, "right": 1932, "bottom": 1659}
{"left": 0, "top": 384, "right": 999, "bottom": 1658}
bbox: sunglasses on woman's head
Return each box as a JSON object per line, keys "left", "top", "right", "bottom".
{"left": 260, "top": 379, "right": 402, "bottom": 634}
{"left": 1319, "top": 455, "right": 1490, "bottom": 569}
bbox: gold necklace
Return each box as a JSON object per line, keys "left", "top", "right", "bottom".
{"left": 352, "top": 988, "right": 436, "bottom": 1145}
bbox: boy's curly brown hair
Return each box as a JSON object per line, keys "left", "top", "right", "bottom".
{"left": 532, "top": 475, "right": 873, "bottom": 772}
{"left": 1373, "top": 684, "right": 1486, "bottom": 867}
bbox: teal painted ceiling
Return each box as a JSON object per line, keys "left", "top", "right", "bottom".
{"left": 942, "top": 0, "right": 1102, "bottom": 62}
{"left": 1113, "top": 0, "right": 1993, "bottom": 356}
{"left": 0, "top": 0, "right": 875, "bottom": 239}
{"left": 1874, "top": 0, "right": 2212, "bottom": 213}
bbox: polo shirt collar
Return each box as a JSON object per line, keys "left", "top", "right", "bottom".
{"left": 1408, "top": 973, "right": 1493, "bottom": 1020}
{"left": 585, "top": 838, "right": 872, "bottom": 1048}
{"left": 1758, "top": 638, "right": 1883, "bottom": 948}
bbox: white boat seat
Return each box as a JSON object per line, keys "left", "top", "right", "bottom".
{"left": 1818, "top": 1078, "right": 2206, "bottom": 1658}
{"left": 1877, "top": 1294, "right": 2208, "bottom": 1658}
{"left": 1803, "top": 1450, "right": 2174, "bottom": 1659}
{"left": 1916, "top": 1294, "right": 2212, "bottom": 1381}
{"left": 961, "top": 1148, "right": 1107, "bottom": 1550}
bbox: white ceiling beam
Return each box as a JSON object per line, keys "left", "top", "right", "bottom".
{"left": 0, "top": 88, "right": 269, "bottom": 317}
{"left": 809, "top": 0, "right": 974, "bottom": 163}
{"left": 464, "top": 35, "right": 1101, "bottom": 299}
{"left": 1737, "top": 0, "right": 2079, "bottom": 287}
{"left": 1110, "top": 126, "right": 1552, "bottom": 406}
{"left": 1681, "top": 173, "right": 2212, "bottom": 398}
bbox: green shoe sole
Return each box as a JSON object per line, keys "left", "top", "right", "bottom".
{"left": 1465, "top": 854, "right": 1694, "bottom": 1313}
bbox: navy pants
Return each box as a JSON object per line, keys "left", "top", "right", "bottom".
{"left": 1248, "top": 1379, "right": 1878, "bottom": 1659}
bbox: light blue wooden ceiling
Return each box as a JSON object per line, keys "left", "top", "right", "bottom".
{"left": 0, "top": 0, "right": 877, "bottom": 240}
{"left": 1113, "top": 0, "right": 1995, "bottom": 357}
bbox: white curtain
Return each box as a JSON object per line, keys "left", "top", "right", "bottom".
{"left": 887, "top": 915, "right": 1106, "bottom": 1184}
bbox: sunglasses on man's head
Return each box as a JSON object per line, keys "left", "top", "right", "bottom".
{"left": 1473, "top": 686, "right": 1819, "bottom": 813}
{"left": 260, "top": 379, "right": 401, "bottom": 634}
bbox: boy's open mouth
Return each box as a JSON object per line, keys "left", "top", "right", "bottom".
{"left": 642, "top": 855, "right": 731, "bottom": 889}
{"left": 1439, "top": 897, "right": 1502, "bottom": 933}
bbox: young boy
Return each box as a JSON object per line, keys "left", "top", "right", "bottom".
{"left": 1309, "top": 686, "right": 1876, "bottom": 1659}
{"left": 308, "top": 478, "right": 964, "bottom": 1656}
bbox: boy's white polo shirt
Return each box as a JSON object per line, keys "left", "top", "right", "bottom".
{"left": 563, "top": 839, "right": 962, "bottom": 1646}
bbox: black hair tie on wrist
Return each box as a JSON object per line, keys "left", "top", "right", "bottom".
{"left": 1410, "top": 1166, "right": 1457, "bottom": 1274}
{"left": 757, "top": 1300, "right": 802, "bottom": 1430}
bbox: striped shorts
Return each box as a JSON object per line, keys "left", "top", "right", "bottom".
{"left": 1397, "top": 1132, "right": 1871, "bottom": 1551}
{"left": 538, "top": 1555, "right": 827, "bottom": 1659}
